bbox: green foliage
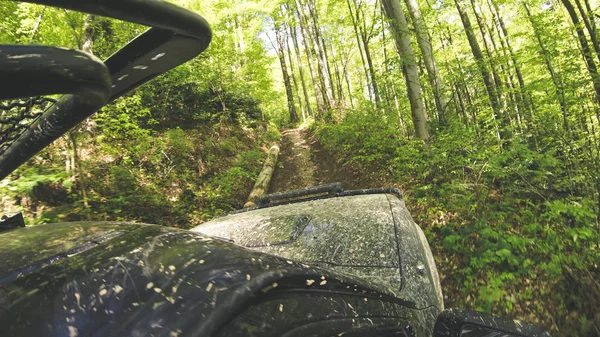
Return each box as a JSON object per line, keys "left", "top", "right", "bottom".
{"left": 318, "top": 106, "right": 403, "bottom": 169}
{"left": 2, "top": 0, "right": 600, "bottom": 335}
{"left": 260, "top": 122, "right": 282, "bottom": 144}
{"left": 316, "top": 107, "right": 599, "bottom": 336}
{"left": 3, "top": 167, "right": 67, "bottom": 196}
{"left": 198, "top": 153, "right": 263, "bottom": 219}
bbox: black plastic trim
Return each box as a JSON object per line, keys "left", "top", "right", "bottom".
{"left": 227, "top": 185, "right": 405, "bottom": 215}
{"left": 257, "top": 183, "right": 343, "bottom": 206}
{"left": 433, "top": 309, "right": 552, "bottom": 337}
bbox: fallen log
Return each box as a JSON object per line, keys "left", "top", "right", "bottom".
{"left": 244, "top": 145, "right": 280, "bottom": 208}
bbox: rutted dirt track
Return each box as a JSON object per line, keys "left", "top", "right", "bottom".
{"left": 268, "top": 129, "right": 315, "bottom": 193}
{"left": 268, "top": 128, "right": 385, "bottom": 193}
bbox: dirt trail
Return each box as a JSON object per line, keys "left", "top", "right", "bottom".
{"left": 268, "top": 129, "right": 316, "bottom": 193}
{"left": 269, "top": 128, "right": 384, "bottom": 193}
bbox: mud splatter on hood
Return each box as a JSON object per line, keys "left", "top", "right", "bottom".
{"left": 0, "top": 222, "right": 435, "bottom": 337}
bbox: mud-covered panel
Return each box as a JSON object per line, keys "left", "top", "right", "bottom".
{"left": 0, "top": 222, "right": 143, "bottom": 277}
{"left": 313, "top": 264, "right": 401, "bottom": 296}
{"left": 386, "top": 196, "right": 443, "bottom": 311}
{"left": 0, "top": 223, "right": 427, "bottom": 337}
{"left": 386, "top": 195, "right": 443, "bottom": 337}
{"left": 192, "top": 194, "right": 400, "bottom": 268}
{"left": 220, "top": 294, "right": 417, "bottom": 337}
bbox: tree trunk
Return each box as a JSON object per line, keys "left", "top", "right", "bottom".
{"left": 297, "top": 0, "right": 331, "bottom": 113}
{"left": 289, "top": 18, "right": 314, "bottom": 118}
{"left": 524, "top": 3, "right": 570, "bottom": 133}
{"left": 245, "top": 146, "right": 280, "bottom": 208}
{"left": 561, "top": 0, "right": 600, "bottom": 106}
{"left": 488, "top": 0, "right": 531, "bottom": 116}
{"left": 283, "top": 20, "right": 305, "bottom": 122}
{"left": 380, "top": 7, "right": 394, "bottom": 107}
{"left": 29, "top": 6, "right": 46, "bottom": 42}
{"left": 347, "top": 0, "right": 375, "bottom": 103}
{"left": 382, "top": 0, "right": 430, "bottom": 142}
{"left": 454, "top": 0, "right": 503, "bottom": 134}
{"left": 402, "top": 0, "right": 448, "bottom": 120}
{"left": 343, "top": 57, "right": 357, "bottom": 108}
{"left": 294, "top": 0, "right": 327, "bottom": 116}
{"left": 360, "top": 26, "right": 380, "bottom": 105}
{"left": 330, "top": 43, "right": 345, "bottom": 104}
{"left": 475, "top": 3, "right": 520, "bottom": 130}
{"left": 82, "top": 14, "right": 96, "bottom": 54}
{"left": 469, "top": 0, "right": 503, "bottom": 94}
{"left": 275, "top": 20, "right": 299, "bottom": 124}
{"left": 573, "top": 0, "right": 600, "bottom": 64}
{"left": 307, "top": 0, "right": 337, "bottom": 104}
{"left": 67, "top": 13, "right": 97, "bottom": 210}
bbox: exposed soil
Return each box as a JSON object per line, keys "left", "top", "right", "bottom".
{"left": 268, "top": 129, "right": 316, "bottom": 193}
{"left": 269, "top": 128, "right": 388, "bottom": 193}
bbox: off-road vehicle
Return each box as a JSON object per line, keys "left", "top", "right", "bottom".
{"left": 0, "top": 1, "right": 550, "bottom": 336}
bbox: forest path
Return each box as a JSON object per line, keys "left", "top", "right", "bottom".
{"left": 268, "top": 128, "right": 316, "bottom": 193}
{"left": 268, "top": 128, "right": 384, "bottom": 193}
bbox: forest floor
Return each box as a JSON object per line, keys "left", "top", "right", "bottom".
{"left": 268, "top": 128, "right": 383, "bottom": 193}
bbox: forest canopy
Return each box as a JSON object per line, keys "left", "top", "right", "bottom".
{"left": 0, "top": 0, "right": 599, "bottom": 335}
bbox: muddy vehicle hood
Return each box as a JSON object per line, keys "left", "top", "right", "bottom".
{"left": 0, "top": 221, "right": 439, "bottom": 337}
{"left": 191, "top": 193, "right": 444, "bottom": 313}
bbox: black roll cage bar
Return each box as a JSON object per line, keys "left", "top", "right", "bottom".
{"left": 0, "top": 0, "right": 212, "bottom": 180}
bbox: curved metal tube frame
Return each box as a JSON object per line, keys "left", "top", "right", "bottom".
{"left": 0, "top": 0, "right": 212, "bottom": 180}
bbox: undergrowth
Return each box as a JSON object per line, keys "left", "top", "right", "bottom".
{"left": 1, "top": 122, "right": 279, "bottom": 228}
{"left": 314, "top": 108, "right": 600, "bottom": 337}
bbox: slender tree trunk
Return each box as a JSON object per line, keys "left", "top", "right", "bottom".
{"left": 294, "top": 0, "right": 326, "bottom": 115}
{"left": 275, "top": 20, "right": 299, "bottom": 124}
{"left": 343, "top": 59, "right": 357, "bottom": 109}
{"left": 68, "top": 14, "right": 97, "bottom": 210}
{"left": 29, "top": 6, "right": 46, "bottom": 42}
{"left": 380, "top": 7, "right": 394, "bottom": 107}
{"left": 524, "top": 3, "right": 570, "bottom": 133}
{"left": 232, "top": 18, "right": 239, "bottom": 58}
{"left": 82, "top": 14, "right": 95, "bottom": 54}
{"left": 455, "top": 83, "right": 467, "bottom": 124}
{"left": 297, "top": 0, "right": 331, "bottom": 113}
{"left": 306, "top": 0, "right": 337, "bottom": 104}
{"left": 347, "top": 0, "right": 375, "bottom": 102}
{"left": 382, "top": 0, "right": 430, "bottom": 142}
{"left": 469, "top": 0, "right": 503, "bottom": 94}
{"left": 235, "top": 10, "right": 246, "bottom": 67}
{"left": 488, "top": 0, "right": 532, "bottom": 116}
{"left": 359, "top": 3, "right": 381, "bottom": 105}
{"left": 561, "top": 0, "right": 600, "bottom": 106}
{"left": 454, "top": 0, "right": 503, "bottom": 138}
{"left": 289, "top": 19, "right": 314, "bottom": 118}
{"left": 360, "top": 27, "right": 380, "bottom": 105}
{"left": 477, "top": 6, "right": 520, "bottom": 130}
{"left": 583, "top": 0, "right": 600, "bottom": 58}
{"left": 285, "top": 23, "right": 305, "bottom": 122}
{"left": 330, "top": 42, "right": 345, "bottom": 104}
{"left": 402, "top": 0, "right": 448, "bottom": 121}
{"left": 573, "top": 0, "right": 600, "bottom": 64}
